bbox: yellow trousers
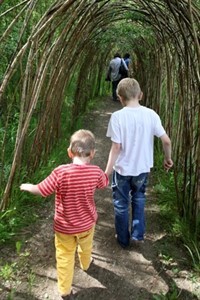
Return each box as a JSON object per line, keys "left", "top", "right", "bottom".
{"left": 55, "top": 226, "right": 95, "bottom": 295}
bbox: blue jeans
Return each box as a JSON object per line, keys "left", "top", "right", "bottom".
{"left": 112, "top": 171, "right": 149, "bottom": 247}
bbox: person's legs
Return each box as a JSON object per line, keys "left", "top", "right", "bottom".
{"left": 112, "top": 171, "right": 131, "bottom": 247}
{"left": 55, "top": 232, "right": 76, "bottom": 296}
{"left": 130, "top": 173, "right": 149, "bottom": 241}
{"left": 77, "top": 226, "right": 95, "bottom": 270}
{"left": 112, "top": 80, "right": 120, "bottom": 101}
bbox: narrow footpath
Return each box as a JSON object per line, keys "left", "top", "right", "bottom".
{"left": 0, "top": 98, "right": 199, "bottom": 300}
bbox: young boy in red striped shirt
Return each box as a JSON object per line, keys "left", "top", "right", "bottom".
{"left": 20, "top": 129, "right": 109, "bottom": 300}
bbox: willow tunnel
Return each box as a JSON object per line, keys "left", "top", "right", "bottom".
{"left": 0, "top": 1, "right": 200, "bottom": 237}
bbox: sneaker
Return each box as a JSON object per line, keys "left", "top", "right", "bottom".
{"left": 130, "top": 239, "right": 144, "bottom": 247}
{"left": 132, "top": 239, "right": 144, "bottom": 244}
{"left": 61, "top": 291, "right": 74, "bottom": 300}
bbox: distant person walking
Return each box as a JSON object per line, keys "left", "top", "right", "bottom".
{"left": 105, "top": 78, "right": 173, "bottom": 248}
{"left": 20, "top": 130, "right": 109, "bottom": 300}
{"left": 107, "top": 53, "right": 128, "bottom": 101}
{"left": 123, "top": 53, "right": 131, "bottom": 68}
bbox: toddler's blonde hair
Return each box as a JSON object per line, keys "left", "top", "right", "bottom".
{"left": 69, "top": 129, "right": 95, "bottom": 157}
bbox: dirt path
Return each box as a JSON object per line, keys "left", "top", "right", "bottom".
{"left": 1, "top": 98, "right": 200, "bottom": 300}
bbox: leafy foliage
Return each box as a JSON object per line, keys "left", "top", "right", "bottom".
{"left": 0, "top": 0, "right": 200, "bottom": 272}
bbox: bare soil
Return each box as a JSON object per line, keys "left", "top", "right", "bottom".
{"left": 0, "top": 98, "right": 200, "bottom": 300}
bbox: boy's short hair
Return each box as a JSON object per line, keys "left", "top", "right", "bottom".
{"left": 114, "top": 53, "right": 121, "bottom": 58}
{"left": 117, "top": 78, "right": 141, "bottom": 101}
{"left": 124, "top": 53, "right": 130, "bottom": 59}
{"left": 69, "top": 129, "right": 95, "bottom": 157}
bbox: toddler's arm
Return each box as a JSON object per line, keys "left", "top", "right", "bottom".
{"left": 20, "top": 183, "right": 42, "bottom": 196}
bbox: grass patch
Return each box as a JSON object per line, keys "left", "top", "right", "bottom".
{"left": 152, "top": 149, "right": 200, "bottom": 274}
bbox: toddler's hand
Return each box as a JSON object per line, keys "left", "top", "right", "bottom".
{"left": 20, "top": 183, "right": 30, "bottom": 191}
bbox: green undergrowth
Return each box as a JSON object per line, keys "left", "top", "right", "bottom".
{"left": 152, "top": 148, "right": 200, "bottom": 275}
{"left": 0, "top": 120, "right": 83, "bottom": 246}
{"left": 0, "top": 135, "right": 71, "bottom": 246}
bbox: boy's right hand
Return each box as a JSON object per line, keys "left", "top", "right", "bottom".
{"left": 164, "top": 158, "right": 173, "bottom": 171}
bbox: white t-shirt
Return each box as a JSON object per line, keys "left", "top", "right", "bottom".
{"left": 106, "top": 105, "right": 166, "bottom": 176}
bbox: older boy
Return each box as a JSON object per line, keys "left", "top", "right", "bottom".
{"left": 20, "top": 130, "right": 108, "bottom": 300}
{"left": 105, "top": 78, "right": 173, "bottom": 248}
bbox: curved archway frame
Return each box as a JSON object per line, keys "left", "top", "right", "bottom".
{"left": 0, "top": 1, "right": 199, "bottom": 234}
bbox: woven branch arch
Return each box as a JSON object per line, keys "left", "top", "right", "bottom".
{"left": 0, "top": 0, "right": 199, "bottom": 234}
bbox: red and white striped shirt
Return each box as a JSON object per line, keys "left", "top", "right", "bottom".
{"left": 37, "top": 163, "right": 109, "bottom": 234}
